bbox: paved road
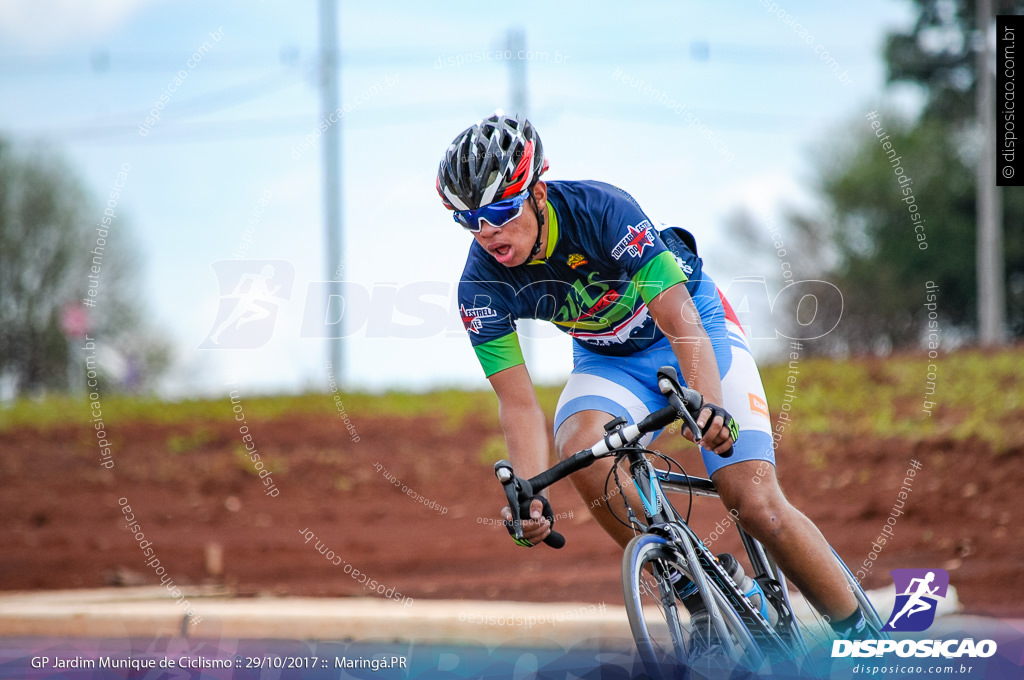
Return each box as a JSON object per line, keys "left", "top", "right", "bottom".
{"left": 0, "top": 587, "right": 630, "bottom": 646}
{"left": 3, "top": 587, "right": 1021, "bottom": 680}
{"left": 0, "top": 582, "right": 951, "bottom": 643}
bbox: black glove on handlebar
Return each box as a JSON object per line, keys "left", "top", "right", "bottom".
{"left": 699, "top": 403, "right": 740, "bottom": 449}
{"left": 504, "top": 494, "right": 556, "bottom": 548}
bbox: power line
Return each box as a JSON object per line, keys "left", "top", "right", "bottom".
{"left": 1, "top": 56, "right": 826, "bottom": 144}
{"left": 4, "top": 69, "right": 306, "bottom": 141}
{"left": 0, "top": 48, "right": 308, "bottom": 75}
{"left": 0, "top": 39, "right": 866, "bottom": 76}
{"left": 4, "top": 99, "right": 817, "bottom": 146}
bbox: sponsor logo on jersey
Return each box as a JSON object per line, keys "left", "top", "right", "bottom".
{"left": 576, "top": 289, "right": 621, "bottom": 321}
{"left": 567, "top": 253, "right": 588, "bottom": 269}
{"left": 460, "top": 304, "right": 496, "bottom": 334}
{"left": 673, "top": 255, "right": 694, "bottom": 276}
{"left": 611, "top": 221, "right": 654, "bottom": 260}
{"left": 748, "top": 393, "right": 769, "bottom": 418}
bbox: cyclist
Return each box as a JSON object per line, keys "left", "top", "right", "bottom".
{"left": 437, "top": 113, "right": 867, "bottom": 641}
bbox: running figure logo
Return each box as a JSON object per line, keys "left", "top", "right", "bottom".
{"left": 200, "top": 260, "right": 294, "bottom": 349}
{"left": 882, "top": 568, "right": 950, "bottom": 632}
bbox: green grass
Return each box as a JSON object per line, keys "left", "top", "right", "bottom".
{"left": 3, "top": 346, "right": 1021, "bottom": 453}
{"left": 759, "top": 346, "right": 1023, "bottom": 453}
{"left": 0, "top": 387, "right": 503, "bottom": 431}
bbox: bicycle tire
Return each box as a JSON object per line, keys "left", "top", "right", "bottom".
{"left": 622, "top": 533, "right": 765, "bottom": 678}
{"left": 830, "top": 546, "right": 888, "bottom": 638}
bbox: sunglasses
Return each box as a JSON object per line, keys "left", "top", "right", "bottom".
{"left": 453, "top": 190, "right": 530, "bottom": 232}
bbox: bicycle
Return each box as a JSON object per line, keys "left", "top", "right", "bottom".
{"left": 494, "top": 366, "right": 887, "bottom": 678}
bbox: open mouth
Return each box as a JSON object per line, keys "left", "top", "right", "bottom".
{"left": 491, "top": 244, "right": 514, "bottom": 264}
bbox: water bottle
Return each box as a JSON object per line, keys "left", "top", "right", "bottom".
{"left": 718, "top": 553, "right": 778, "bottom": 627}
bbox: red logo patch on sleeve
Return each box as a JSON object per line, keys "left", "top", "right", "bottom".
{"left": 611, "top": 221, "right": 654, "bottom": 260}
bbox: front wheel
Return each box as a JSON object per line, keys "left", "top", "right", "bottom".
{"left": 622, "top": 533, "right": 764, "bottom": 678}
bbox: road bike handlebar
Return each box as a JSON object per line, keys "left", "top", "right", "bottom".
{"left": 495, "top": 366, "right": 708, "bottom": 549}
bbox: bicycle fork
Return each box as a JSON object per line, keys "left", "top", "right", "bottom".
{"left": 628, "top": 453, "right": 789, "bottom": 662}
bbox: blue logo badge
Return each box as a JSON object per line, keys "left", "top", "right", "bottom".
{"left": 882, "top": 568, "right": 949, "bottom": 632}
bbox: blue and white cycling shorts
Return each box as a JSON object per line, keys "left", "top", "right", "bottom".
{"left": 553, "top": 273, "right": 775, "bottom": 478}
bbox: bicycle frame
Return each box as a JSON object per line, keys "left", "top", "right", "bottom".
{"left": 621, "top": 446, "right": 793, "bottom": 660}
{"left": 658, "top": 469, "right": 858, "bottom": 657}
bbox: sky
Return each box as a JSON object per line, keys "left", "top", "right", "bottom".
{"left": 0, "top": 0, "right": 921, "bottom": 398}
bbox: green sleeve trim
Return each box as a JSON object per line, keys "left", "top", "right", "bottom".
{"left": 634, "top": 251, "right": 688, "bottom": 305}
{"left": 474, "top": 332, "right": 525, "bottom": 377}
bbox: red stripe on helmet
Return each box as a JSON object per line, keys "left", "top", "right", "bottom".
{"left": 436, "top": 176, "right": 454, "bottom": 210}
{"left": 500, "top": 140, "right": 535, "bottom": 199}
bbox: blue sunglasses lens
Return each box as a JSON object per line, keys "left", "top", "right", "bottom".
{"left": 454, "top": 193, "right": 527, "bottom": 232}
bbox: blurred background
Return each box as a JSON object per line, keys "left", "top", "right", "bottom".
{"left": 2, "top": 0, "right": 1024, "bottom": 635}
{"left": 0, "top": 0, "right": 1020, "bottom": 400}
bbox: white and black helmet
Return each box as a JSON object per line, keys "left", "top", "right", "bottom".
{"left": 437, "top": 114, "right": 549, "bottom": 211}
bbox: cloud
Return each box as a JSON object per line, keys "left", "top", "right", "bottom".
{"left": 0, "top": 0, "right": 157, "bottom": 47}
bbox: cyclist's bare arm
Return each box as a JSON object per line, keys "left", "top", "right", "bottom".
{"left": 488, "top": 363, "right": 553, "bottom": 543}
{"left": 647, "top": 282, "right": 733, "bottom": 455}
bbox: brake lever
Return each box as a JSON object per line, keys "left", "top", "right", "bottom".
{"left": 657, "top": 366, "right": 704, "bottom": 441}
{"left": 494, "top": 460, "right": 566, "bottom": 548}
{"left": 494, "top": 460, "right": 524, "bottom": 539}
{"left": 675, "top": 398, "right": 703, "bottom": 443}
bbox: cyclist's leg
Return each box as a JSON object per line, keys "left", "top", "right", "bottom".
{"left": 713, "top": 463, "right": 859, "bottom": 621}
{"left": 556, "top": 410, "right": 638, "bottom": 547}
{"left": 553, "top": 344, "right": 675, "bottom": 548}
{"left": 691, "top": 275, "right": 861, "bottom": 623}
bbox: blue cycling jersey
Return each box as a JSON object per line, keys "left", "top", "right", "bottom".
{"left": 457, "top": 180, "right": 704, "bottom": 377}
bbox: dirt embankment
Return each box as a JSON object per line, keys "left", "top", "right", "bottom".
{"left": 3, "top": 407, "right": 1022, "bottom": 616}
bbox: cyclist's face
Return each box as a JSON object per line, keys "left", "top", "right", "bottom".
{"left": 472, "top": 182, "right": 546, "bottom": 267}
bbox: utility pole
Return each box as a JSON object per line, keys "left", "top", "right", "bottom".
{"left": 507, "top": 27, "right": 540, "bottom": 368}
{"left": 508, "top": 27, "right": 528, "bottom": 118}
{"left": 320, "top": 0, "right": 344, "bottom": 376}
{"left": 976, "top": 0, "right": 1006, "bottom": 345}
